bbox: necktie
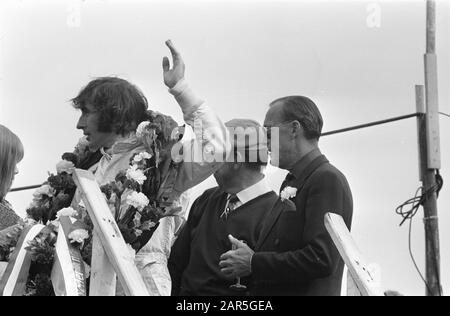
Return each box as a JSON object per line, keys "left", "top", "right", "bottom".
{"left": 220, "top": 194, "right": 240, "bottom": 220}
{"left": 280, "top": 173, "right": 296, "bottom": 193}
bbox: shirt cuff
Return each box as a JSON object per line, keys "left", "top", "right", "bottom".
{"left": 168, "top": 78, "right": 204, "bottom": 114}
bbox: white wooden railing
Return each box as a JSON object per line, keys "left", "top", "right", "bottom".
{"left": 1, "top": 169, "right": 150, "bottom": 296}
{"left": 324, "top": 212, "right": 384, "bottom": 296}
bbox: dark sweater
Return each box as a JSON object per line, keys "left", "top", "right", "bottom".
{"left": 169, "top": 187, "right": 279, "bottom": 296}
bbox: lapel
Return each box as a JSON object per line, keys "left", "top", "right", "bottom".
{"left": 291, "top": 155, "right": 329, "bottom": 191}
{"left": 255, "top": 155, "right": 329, "bottom": 251}
{"left": 255, "top": 199, "right": 282, "bottom": 251}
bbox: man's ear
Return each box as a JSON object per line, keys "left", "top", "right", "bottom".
{"left": 291, "top": 120, "right": 303, "bottom": 138}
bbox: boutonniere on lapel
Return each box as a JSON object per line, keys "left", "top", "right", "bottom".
{"left": 280, "top": 186, "right": 298, "bottom": 201}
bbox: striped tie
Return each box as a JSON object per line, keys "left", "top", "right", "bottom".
{"left": 220, "top": 194, "right": 240, "bottom": 220}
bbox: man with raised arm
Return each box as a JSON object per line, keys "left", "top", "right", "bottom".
{"left": 70, "top": 40, "right": 230, "bottom": 295}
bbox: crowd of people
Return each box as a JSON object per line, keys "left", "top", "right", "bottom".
{"left": 0, "top": 41, "right": 353, "bottom": 296}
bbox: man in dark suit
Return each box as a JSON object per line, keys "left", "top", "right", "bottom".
{"left": 219, "top": 96, "right": 353, "bottom": 296}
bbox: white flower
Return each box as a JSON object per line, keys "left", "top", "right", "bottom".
{"left": 133, "top": 211, "right": 142, "bottom": 227}
{"left": 126, "top": 165, "right": 147, "bottom": 185}
{"left": 56, "top": 160, "right": 75, "bottom": 174}
{"left": 49, "top": 220, "right": 60, "bottom": 232}
{"left": 56, "top": 207, "right": 78, "bottom": 219}
{"left": 280, "top": 186, "right": 298, "bottom": 201}
{"left": 68, "top": 229, "right": 89, "bottom": 244}
{"left": 136, "top": 121, "right": 151, "bottom": 139}
{"left": 140, "top": 220, "right": 157, "bottom": 231}
{"left": 28, "top": 199, "right": 40, "bottom": 209}
{"left": 133, "top": 151, "right": 152, "bottom": 163}
{"left": 126, "top": 191, "right": 149, "bottom": 211}
{"left": 33, "top": 184, "right": 56, "bottom": 199}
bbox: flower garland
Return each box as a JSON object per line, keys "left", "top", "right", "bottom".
{"left": 100, "top": 118, "right": 184, "bottom": 252}
{"left": 21, "top": 137, "right": 94, "bottom": 296}
{"left": 4, "top": 111, "right": 184, "bottom": 296}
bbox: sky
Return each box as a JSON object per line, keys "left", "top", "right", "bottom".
{"left": 0, "top": 0, "right": 449, "bottom": 296}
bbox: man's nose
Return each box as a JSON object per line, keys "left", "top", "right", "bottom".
{"left": 76, "top": 116, "right": 86, "bottom": 130}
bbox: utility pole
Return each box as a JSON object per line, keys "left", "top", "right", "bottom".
{"left": 416, "top": 0, "right": 442, "bottom": 296}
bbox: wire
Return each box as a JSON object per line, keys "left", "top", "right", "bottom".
{"left": 396, "top": 187, "right": 433, "bottom": 295}
{"left": 395, "top": 170, "right": 444, "bottom": 296}
{"left": 9, "top": 184, "right": 42, "bottom": 193}
{"left": 396, "top": 187, "right": 423, "bottom": 226}
{"left": 396, "top": 172, "right": 443, "bottom": 225}
{"left": 439, "top": 112, "right": 450, "bottom": 118}
{"left": 435, "top": 170, "right": 443, "bottom": 198}
{"left": 322, "top": 113, "right": 419, "bottom": 137}
{"left": 8, "top": 113, "right": 426, "bottom": 192}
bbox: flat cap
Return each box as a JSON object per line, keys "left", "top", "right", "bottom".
{"left": 225, "top": 118, "right": 268, "bottom": 156}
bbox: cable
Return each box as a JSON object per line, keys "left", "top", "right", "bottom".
{"left": 322, "top": 113, "right": 419, "bottom": 137}
{"left": 396, "top": 171, "right": 443, "bottom": 226}
{"left": 439, "top": 112, "right": 450, "bottom": 118}
{"left": 396, "top": 187, "right": 433, "bottom": 294}
{"left": 396, "top": 187, "right": 423, "bottom": 226}
{"left": 435, "top": 169, "right": 443, "bottom": 198}
{"left": 396, "top": 170, "right": 444, "bottom": 296}
{"left": 9, "top": 184, "right": 42, "bottom": 193}
{"left": 7, "top": 113, "right": 425, "bottom": 192}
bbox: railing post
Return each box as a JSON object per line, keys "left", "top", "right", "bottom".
{"left": 72, "top": 169, "right": 149, "bottom": 296}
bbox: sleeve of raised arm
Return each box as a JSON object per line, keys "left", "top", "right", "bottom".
{"left": 169, "top": 79, "right": 231, "bottom": 194}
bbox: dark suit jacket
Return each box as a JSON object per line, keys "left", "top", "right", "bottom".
{"left": 250, "top": 154, "right": 353, "bottom": 296}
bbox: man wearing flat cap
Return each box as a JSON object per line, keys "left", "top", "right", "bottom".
{"left": 168, "top": 119, "right": 295, "bottom": 296}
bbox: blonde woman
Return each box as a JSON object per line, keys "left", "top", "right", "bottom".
{"left": 0, "top": 125, "right": 23, "bottom": 231}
